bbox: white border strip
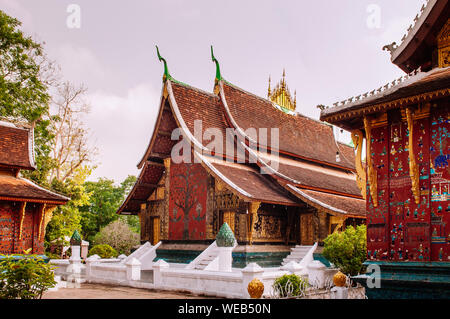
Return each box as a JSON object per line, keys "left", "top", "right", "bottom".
{"left": 287, "top": 184, "right": 348, "bottom": 215}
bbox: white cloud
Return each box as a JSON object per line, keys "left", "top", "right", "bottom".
{"left": 49, "top": 43, "right": 106, "bottom": 86}
{"left": 85, "top": 82, "right": 161, "bottom": 183}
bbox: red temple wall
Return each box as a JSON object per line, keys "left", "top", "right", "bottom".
{"left": 0, "top": 201, "right": 45, "bottom": 255}
{"left": 168, "top": 161, "right": 208, "bottom": 240}
{"left": 367, "top": 103, "right": 449, "bottom": 262}
{"left": 0, "top": 202, "right": 16, "bottom": 253}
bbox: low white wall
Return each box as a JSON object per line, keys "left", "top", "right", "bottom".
{"left": 158, "top": 268, "right": 243, "bottom": 298}
{"left": 89, "top": 263, "right": 127, "bottom": 283}
{"left": 54, "top": 247, "right": 337, "bottom": 299}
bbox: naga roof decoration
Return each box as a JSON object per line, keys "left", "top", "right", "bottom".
{"left": 321, "top": 65, "right": 450, "bottom": 128}
{"left": 117, "top": 48, "right": 365, "bottom": 218}
{"left": 382, "top": 0, "right": 449, "bottom": 72}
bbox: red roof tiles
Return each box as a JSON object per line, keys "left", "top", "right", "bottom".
{"left": 0, "top": 175, "right": 69, "bottom": 204}
{"left": 117, "top": 78, "right": 365, "bottom": 218}
{"left": 0, "top": 122, "right": 35, "bottom": 170}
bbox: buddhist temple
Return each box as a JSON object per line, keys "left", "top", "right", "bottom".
{"left": 320, "top": 0, "right": 450, "bottom": 298}
{"left": 117, "top": 46, "right": 366, "bottom": 267}
{"left": 0, "top": 120, "right": 69, "bottom": 255}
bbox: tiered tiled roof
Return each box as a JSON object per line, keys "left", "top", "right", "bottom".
{"left": 0, "top": 121, "right": 35, "bottom": 170}
{"left": 0, "top": 175, "right": 69, "bottom": 204}
{"left": 118, "top": 72, "right": 365, "bottom": 218}
{"left": 384, "top": 0, "right": 449, "bottom": 73}
{"left": 0, "top": 121, "right": 69, "bottom": 204}
{"left": 221, "top": 82, "right": 355, "bottom": 170}
{"left": 320, "top": 67, "right": 450, "bottom": 128}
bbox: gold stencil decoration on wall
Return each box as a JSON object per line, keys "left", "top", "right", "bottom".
{"left": 438, "top": 18, "right": 450, "bottom": 68}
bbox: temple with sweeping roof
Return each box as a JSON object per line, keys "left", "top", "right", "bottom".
{"left": 116, "top": 47, "right": 366, "bottom": 267}
{"left": 0, "top": 120, "right": 69, "bottom": 255}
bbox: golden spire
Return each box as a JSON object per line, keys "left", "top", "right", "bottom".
{"left": 267, "top": 69, "right": 296, "bottom": 112}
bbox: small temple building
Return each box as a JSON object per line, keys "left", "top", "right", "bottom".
{"left": 117, "top": 47, "right": 366, "bottom": 266}
{"left": 320, "top": 0, "right": 449, "bottom": 298}
{"left": 0, "top": 120, "right": 69, "bottom": 255}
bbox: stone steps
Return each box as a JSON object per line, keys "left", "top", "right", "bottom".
{"left": 193, "top": 251, "right": 219, "bottom": 270}
{"left": 281, "top": 245, "right": 314, "bottom": 266}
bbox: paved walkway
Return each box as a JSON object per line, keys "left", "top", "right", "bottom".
{"left": 43, "top": 283, "right": 215, "bottom": 299}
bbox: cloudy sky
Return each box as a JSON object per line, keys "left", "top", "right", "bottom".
{"left": 1, "top": 0, "right": 425, "bottom": 183}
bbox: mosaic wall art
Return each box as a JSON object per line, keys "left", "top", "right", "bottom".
{"left": 366, "top": 104, "right": 449, "bottom": 262}
{"left": 168, "top": 161, "right": 208, "bottom": 240}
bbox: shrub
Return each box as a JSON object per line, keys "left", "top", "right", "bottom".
{"left": 92, "top": 219, "right": 140, "bottom": 255}
{"left": 322, "top": 225, "right": 367, "bottom": 276}
{"left": 273, "top": 274, "right": 308, "bottom": 298}
{"left": 0, "top": 255, "right": 56, "bottom": 299}
{"left": 87, "top": 244, "right": 117, "bottom": 259}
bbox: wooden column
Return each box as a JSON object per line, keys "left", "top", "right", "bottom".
{"left": 40, "top": 205, "right": 57, "bottom": 241}
{"left": 162, "top": 157, "right": 171, "bottom": 240}
{"left": 140, "top": 203, "right": 147, "bottom": 242}
{"left": 247, "top": 202, "right": 260, "bottom": 245}
{"left": 406, "top": 107, "right": 420, "bottom": 204}
{"left": 364, "top": 116, "right": 378, "bottom": 207}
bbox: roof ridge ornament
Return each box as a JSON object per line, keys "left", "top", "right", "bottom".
{"left": 156, "top": 45, "right": 172, "bottom": 82}
{"left": 211, "top": 45, "right": 222, "bottom": 82}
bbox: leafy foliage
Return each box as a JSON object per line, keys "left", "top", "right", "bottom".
{"left": 87, "top": 244, "right": 117, "bottom": 259}
{"left": 92, "top": 219, "right": 140, "bottom": 255}
{"left": 45, "top": 167, "right": 92, "bottom": 243}
{"left": 273, "top": 274, "right": 309, "bottom": 298}
{"left": 0, "top": 255, "right": 56, "bottom": 299}
{"left": 322, "top": 225, "right": 367, "bottom": 276}
{"left": 0, "top": 10, "right": 49, "bottom": 123}
{"left": 80, "top": 175, "right": 137, "bottom": 242}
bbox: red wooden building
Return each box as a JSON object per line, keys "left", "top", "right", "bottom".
{"left": 0, "top": 121, "right": 69, "bottom": 255}
{"left": 117, "top": 48, "right": 366, "bottom": 266}
{"left": 320, "top": 0, "right": 449, "bottom": 298}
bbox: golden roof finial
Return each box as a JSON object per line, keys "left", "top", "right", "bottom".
{"left": 267, "top": 69, "right": 296, "bottom": 112}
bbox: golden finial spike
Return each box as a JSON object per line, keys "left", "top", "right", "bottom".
{"left": 268, "top": 69, "right": 296, "bottom": 112}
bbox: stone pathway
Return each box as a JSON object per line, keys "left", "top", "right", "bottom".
{"left": 43, "top": 283, "right": 215, "bottom": 299}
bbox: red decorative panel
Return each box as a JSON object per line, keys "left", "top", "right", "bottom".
{"left": 403, "top": 117, "right": 431, "bottom": 261}
{"left": 168, "top": 161, "right": 208, "bottom": 240}
{"left": 0, "top": 202, "right": 45, "bottom": 255}
{"left": 430, "top": 106, "right": 450, "bottom": 262}
{"left": 0, "top": 202, "right": 15, "bottom": 254}
{"left": 367, "top": 126, "right": 389, "bottom": 260}
{"left": 366, "top": 104, "right": 449, "bottom": 262}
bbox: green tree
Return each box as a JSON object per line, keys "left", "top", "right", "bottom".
{"left": 0, "top": 10, "right": 49, "bottom": 123}
{"left": 80, "top": 175, "right": 137, "bottom": 242}
{"left": 0, "top": 10, "right": 54, "bottom": 184}
{"left": 0, "top": 255, "right": 56, "bottom": 299}
{"left": 322, "top": 225, "right": 367, "bottom": 276}
{"left": 45, "top": 166, "right": 92, "bottom": 242}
